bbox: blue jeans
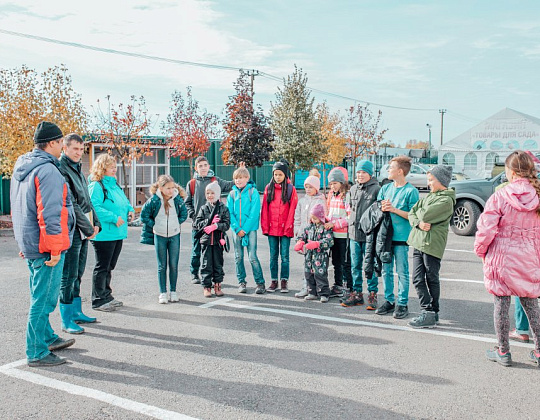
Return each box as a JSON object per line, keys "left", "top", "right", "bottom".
{"left": 382, "top": 245, "right": 410, "bottom": 306}
{"left": 233, "top": 230, "right": 265, "bottom": 284}
{"left": 350, "top": 240, "right": 378, "bottom": 293}
{"left": 60, "top": 230, "right": 88, "bottom": 304}
{"left": 26, "top": 254, "right": 66, "bottom": 362}
{"left": 515, "top": 296, "right": 530, "bottom": 334}
{"left": 155, "top": 234, "right": 180, "bottom": 293}
{"left": 190, "top": 230, "right": 202, "bottom": 275}
{"left": 267, "top": 235, "right": 290, "bottom": 280}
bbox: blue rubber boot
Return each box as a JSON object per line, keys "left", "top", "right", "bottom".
{"left": 60, "top": 303, "right": 84, "bottom": 334}
{"left": 72, "top": 297, "right": 97, "bottom": 324}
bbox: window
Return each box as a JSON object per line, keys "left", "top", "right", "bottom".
{"left": 464, "top": 153, "right": 477, "bottom": 171}
{"left": 442, "top": 153, "right": 455, "bottom": 167}
{"left": 485, "top": 152, "right": 499, "bottom": 170}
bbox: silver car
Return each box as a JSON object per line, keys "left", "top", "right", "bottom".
{"left": 377, "top": 163, "right": 429, "bottom": 189}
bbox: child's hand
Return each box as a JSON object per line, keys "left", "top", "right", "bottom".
{"left": 419, "top": 222, "right": 431, "bottom": 231}
{"left": 212, "top": 215, "right": 220, "bottom": 224}
{"left": 237, "top": 230, "right": 246, "bottom": 237}
{"left": 324, "top": 222, "right": 334, "bottom": 230}
{"left": 305, "top": 240, "right": 320, "bottom": 250}
{"left": 204, "top": 224, "right": 218, "bottom": 234}
{"left": 219, "top": 238, "right": 226, "bottom": 246}
{"left": 294, "top": 241, "right": 305, "bottom": 252}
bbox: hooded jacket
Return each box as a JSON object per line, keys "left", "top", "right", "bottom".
{"left": 294, "top": 192, "right": 327, "bottom": 237}
{"left": 360, "top": 202, "right": 393, "bottom": 280}
{"left": 193, "top": 200, "right": 231, "bottom": 246}
{"left": 261, "top": 181, "right": 298, "bottom": 237}
{"left": 347, "top": 178, "right": 380, "bottom": 242}
{"left": 226, "top": 181, "right": 261, "bottom": 234}
{"left": 185, "top": 170, "right": 234, "bottom": 221}
{"left": 474, "top": 178, "right": 540, "bottom": 298}
{"left": 407, "top": 188, "right": 456, "bottom": 259}
{"left": 296, "top": 222, "right": 334, "bottom": 275}
{"left": 11, "top": 149, "right": 75, "bottom": 259}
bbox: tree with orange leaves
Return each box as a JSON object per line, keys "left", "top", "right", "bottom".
{"left": 163, "top": 87, "right": 219, "bottom": 175}
{"left": 0, "top": 64, "right": 87, "bottom": 176}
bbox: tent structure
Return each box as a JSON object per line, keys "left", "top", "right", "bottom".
{"left": 438, "top": 108, "right": 540, "bottom": 178}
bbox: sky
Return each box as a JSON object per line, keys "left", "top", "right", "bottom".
{"left": 1, "top": 0, "right": 539, "bottom": 147}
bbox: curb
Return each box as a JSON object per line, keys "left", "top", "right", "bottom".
{"left": 0, "top": 229, "right": 14, "bottom": 237}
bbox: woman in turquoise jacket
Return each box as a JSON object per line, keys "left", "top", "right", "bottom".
{"left": 88, "top": 154, "right": 134, "bottom": 312}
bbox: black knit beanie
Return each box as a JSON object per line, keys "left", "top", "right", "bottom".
{"left": 34, "top": 121, "right": 63, "bottom": 144}
{"left": 272, "top": 160, "right": 290, "bottom": 179}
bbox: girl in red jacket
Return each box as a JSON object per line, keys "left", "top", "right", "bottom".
{"left": 261, "top": 161, "right": 298, "bottom": 293}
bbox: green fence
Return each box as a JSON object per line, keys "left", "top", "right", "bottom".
{"left": 0, "top": 178, "right": 10, "bottom": 215}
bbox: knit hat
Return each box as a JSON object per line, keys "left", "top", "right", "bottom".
{"left": 272, "top": 160, "right": 290, "bottom": 179}
{"left": 310, "top": 203, "right": 326, "bottom": 221}
{"left": 34, "top": 121, "right": 63, "bottom": 144}
{"left": 205, "top": 181, "right": 221, "bottom": 199}
{"left": 429, "top": 165, "right": 453, "bottom": 188}
{"left": 356, "top": 160, "right": 374, "bottom": 177}
{"left": 328, "top": 168, "right": 345, "bottom": 184}
{"left": 304, "top": 175, "right": 320, "bottom": 191}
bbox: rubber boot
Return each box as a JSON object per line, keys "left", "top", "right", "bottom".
{"left": 60, "top": 303, "right": 85, "bottom": 334}
{"left": 71, "top": 297, "right": 97, "bottom": 324}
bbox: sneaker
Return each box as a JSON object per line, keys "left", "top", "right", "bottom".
{"left": 393, "top": 305, "right": 409, "bottom": 319}
{"left": 529, "top": 350, "right": 540, "bottom": 367}
{"left": 110, "top": 299, "right": 123, "bottom": 307}
{"left": 203, "top": 287, "right": 213, "bottom": 298}
{"left": 191, "top": 274, "right": 201, "bottom": 284}
{"left": 93, "top": 302, "right": 116, "bottom": 312}
{"left": 304, "top": 294, "right": 318, "bottom": 301}
{"left": 255, "top": 284, "right": 266, "bottom": 294}
{"left": 169, "top": 292, "right": 179, "bottom": 302}
{"left": 408, "top": 311, "right": 437, "bottom": 328}
{"left": 341, "top": 291, "right": 363, "bottom": 307}
{"left": 486, "top": 347, "right": 512, "bottom": 367}
{"left": 295, "top": 287, "right": 309, "bottom": 298}
{"left": 435, "top": 312, "right": 440, "bottom": 324}
{"left": 214, "top": 283, "right": 224, "bottom": 297}
{"left": 366, "top": 292, "right": 378, "bottom": 310}
{"left": 267, "top": 280, "right": 279, "bottom": 293}
{"left": 48, "top": 337, "right": 75, "bottom": 351}
{"left": 238, "top": 282, "right": 247, "bottom": 294}
{"left": 375, "top": 300, "right": 395, "bottom": 315}
{"left": 280, "top": 280, "right": 289, "bottom": 293}
{"left": 329, "top": 285, "right": 344, "bottom": 298}
{"left": 509, "top": 329, "right": 530, "bottom": 343}
{"left": 320, "top": 296, "right": 329, "bottom": 303}
{"left": 158, "top": 293, "right": 168, "bottom": 304}
{"left": 28, "top": 353, "right": 66, "bottom": 367}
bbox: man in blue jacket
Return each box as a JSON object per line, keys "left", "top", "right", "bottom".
{"left": 11, "top": 121, "right": 76, "bottom": 367}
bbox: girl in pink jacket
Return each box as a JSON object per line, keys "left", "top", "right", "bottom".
{"left": 475, "top": 150, "right": 540, "bottom": 367}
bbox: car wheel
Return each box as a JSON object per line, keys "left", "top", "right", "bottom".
{"left": 451, "top": 200, "right": 481, "bottom": 236}
{"left": 380, "top": 178, "right": 391, "bottom": 186}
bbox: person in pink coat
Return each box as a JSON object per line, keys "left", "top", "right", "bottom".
{"left": 474, "top": 150, "right": 540, "bottom": 367}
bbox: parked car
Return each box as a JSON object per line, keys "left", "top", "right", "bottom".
{"left": 452, "top": 172, "right": 470, "bottom": 181}
{"left": 378, "top": 163, "right": 429, "bottom": 189}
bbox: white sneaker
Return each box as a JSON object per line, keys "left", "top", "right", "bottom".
{"left": 320, "top": 296, "right": 329, "bottom": 303}
{"left": 169, "top": 291, "right": 179, "bottom": 302}
{"left": 158, "top": 293, "right": 168, "bottom": 304}
{"left": 304, "top": 294, "right": 318, "bottom": 301}
{"left": 295, "top": 287, "right": 309, "bottom": 298}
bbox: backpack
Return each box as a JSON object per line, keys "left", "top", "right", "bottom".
{"left": 229, "top": 185, "right": 255, "bottom": 201}
{"left": 97, "top": 179, "right": 120, "bottom": 203}
{"left": 189, "top": 176, "right": 216, "bottom": 196}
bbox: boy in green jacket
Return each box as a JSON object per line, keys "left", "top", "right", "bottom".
{"left": 407, "top": 165, "right": 456, "bottom": 328}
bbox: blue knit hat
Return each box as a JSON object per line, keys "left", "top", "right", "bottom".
{"left": 356, "top": 160, "right": 374, "bottom": 177}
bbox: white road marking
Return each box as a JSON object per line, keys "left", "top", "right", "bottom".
{"left": 0, "top": 360, "right": 199, "bottom": 420}
{"left": 446, "top": 248, "right": 475, "bottom": 254}
{"left": 199, "top": 297, "right": 235, "bottom": 308}
{"left": 392, "top": 272, "right": 483, "bottom": 284}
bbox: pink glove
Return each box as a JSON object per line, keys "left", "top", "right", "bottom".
{"left": 305, "top": 240, "right": 320, "bottom": 250}
{"left": 219, "top": 238, "right": 226, "bottom": 246}
{"left": 294, "top": 241, "right": 305, "bottom": 252}
{"left": 212, "top": 215, "right": 220, "bottom": 224}
{"left": 204, "top": 224, "right": 217, "bottom": 234}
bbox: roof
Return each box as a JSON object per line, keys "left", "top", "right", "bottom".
{"left": 83, "top": 133, "right": 170, "bottom": 145}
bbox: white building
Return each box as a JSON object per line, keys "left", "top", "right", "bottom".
{"left": 438, "top": 108, "right": 540, "bottom": 178}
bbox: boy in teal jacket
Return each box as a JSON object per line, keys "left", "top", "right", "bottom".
{"left": 226, "top": 167, "right": 266, "bottom": 294}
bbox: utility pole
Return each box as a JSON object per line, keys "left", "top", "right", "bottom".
{"left": 439, "top": 109, "right": 447, "bottom": 146}
{"left": 246, "top": 69, "right": 259, "bottom": 98}
{"left": 426, "top": 123, "right": 432, "bottom": 160}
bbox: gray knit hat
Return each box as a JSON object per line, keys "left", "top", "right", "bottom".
{"left": 429, "top": 165, "right": 453, "bottom": 188}
{"left": 205, "top": 181, "right": 221, "bottom": 198}
{"left": 328, "top": 168, "right": 346, "bottom": 184}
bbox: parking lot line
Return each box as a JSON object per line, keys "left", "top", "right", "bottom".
{"left": 0, "top": 360, "right": 199, "bottom": 420}
{"left": 445, "top": 248, "right": 475, "bottom": 254}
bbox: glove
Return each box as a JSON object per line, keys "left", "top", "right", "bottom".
{"left": 219, "top": 238, "right": 226, "bottom": 246}
{"left": 204, "top": 224, "right": 217, "bottom": 234}
{"left": 212, "top": 215, "right": 220, "bottom": 224}
{"left": 305, "top": 240, "right": 320, "bottom": 250}
{"left": 294, "top": 241, "right": 305, "bottom": 252}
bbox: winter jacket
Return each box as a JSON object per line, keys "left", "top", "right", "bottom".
{"left": 11, "top": 149, "right": 75, "bottom": 259}
{"left": 261, "top": 181, "right": 298, "bottom": 237}
{"left": 88, "top": 176, "right": 134, "bottom": 241}
{"left": 140, "top": 188, "right": 188, "bottom": 245}
{"left": 347, "top": 178, "right": 380, "bottom": 242}
{"left": 294, "top": 192, "right": 327, "bottom": 236}
{"left": 297, "top": 222, "right": 334, "bottom": 275}
{"left": 59, "top": 153, "right": 101, "bottom": 238}
{"left": 193, "top": 200, "right": 231, "bottom": 246}
{"left": 226, "top": 181, "right": 260, "bottom": 234}
{"left": 185, "top": 170, "right": 233, "bottom": 221}
{"left": 326, "top": 192, "right": 350, "bottom": 238}
{"left": 407, "top": 189, "right": 456, "bottom": 259}
{"left": 360, "top": 202, "right": 393, "bottom": 279}
{"left": 474, "top": 178, "right": 540, "bottom": 298}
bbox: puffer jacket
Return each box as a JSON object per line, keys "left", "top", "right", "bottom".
{"left": 360, "top": 202, "right": 393, "bottom": 279}
{"left": 347, "top": 178, "right": 380, "bottom": 242}
{"left": 474, "top": 178, "right": 540, "bottom": 298}
{"left": 193, "top": 200, "right": 231, "bottom": 246}
{"left": 261, "top": 181, "right": 298, "bottom": 237}
{"left": 294, "top": 192, "right": 327, "bottom": 236}
{"left": 11, "top": 149, "right": 75, "bottom": 259}
{"left": 185, "top": 170, "right": 233, "bottom": 221}
{"left": 227, "top": 181, "right": 261, "bottom": 234}
{"left": 140, "top": 188, "right": 188, "bottom": 245}
{"left": 326, "top": 191, "right": 350, "bottom": 238}
{"left": 296, "top": 222, "right": 334, "bottom": 275}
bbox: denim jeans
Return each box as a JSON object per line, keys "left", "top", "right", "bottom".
{"left": 350, "top": 240, "right": 378, "bottom": 293}
{"left": 190, "top": 229, "right": 202, "bottom": 275}
{"left": 267, "top": 235, "right": 291, "bottom": 280}
{"left": 515, "top": 296, "right": 530, "bottom": 334}
{"left": 155, "top": 233, "right": 180, "bottom": 293}
{"left": 26, "top": 254, "right": 65, "bottom": 362}
{"left": 60, "top": 230, "right": 88, "bottom": 304}
{"left": 233, "top": 230, "right": 265, "bottom": 284}
{"left": 382, "top": 245, "right": 410, "bottom": 306}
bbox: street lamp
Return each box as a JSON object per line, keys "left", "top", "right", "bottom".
{"left": 426, "top": 123, "right": 432, "bottom": 160}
